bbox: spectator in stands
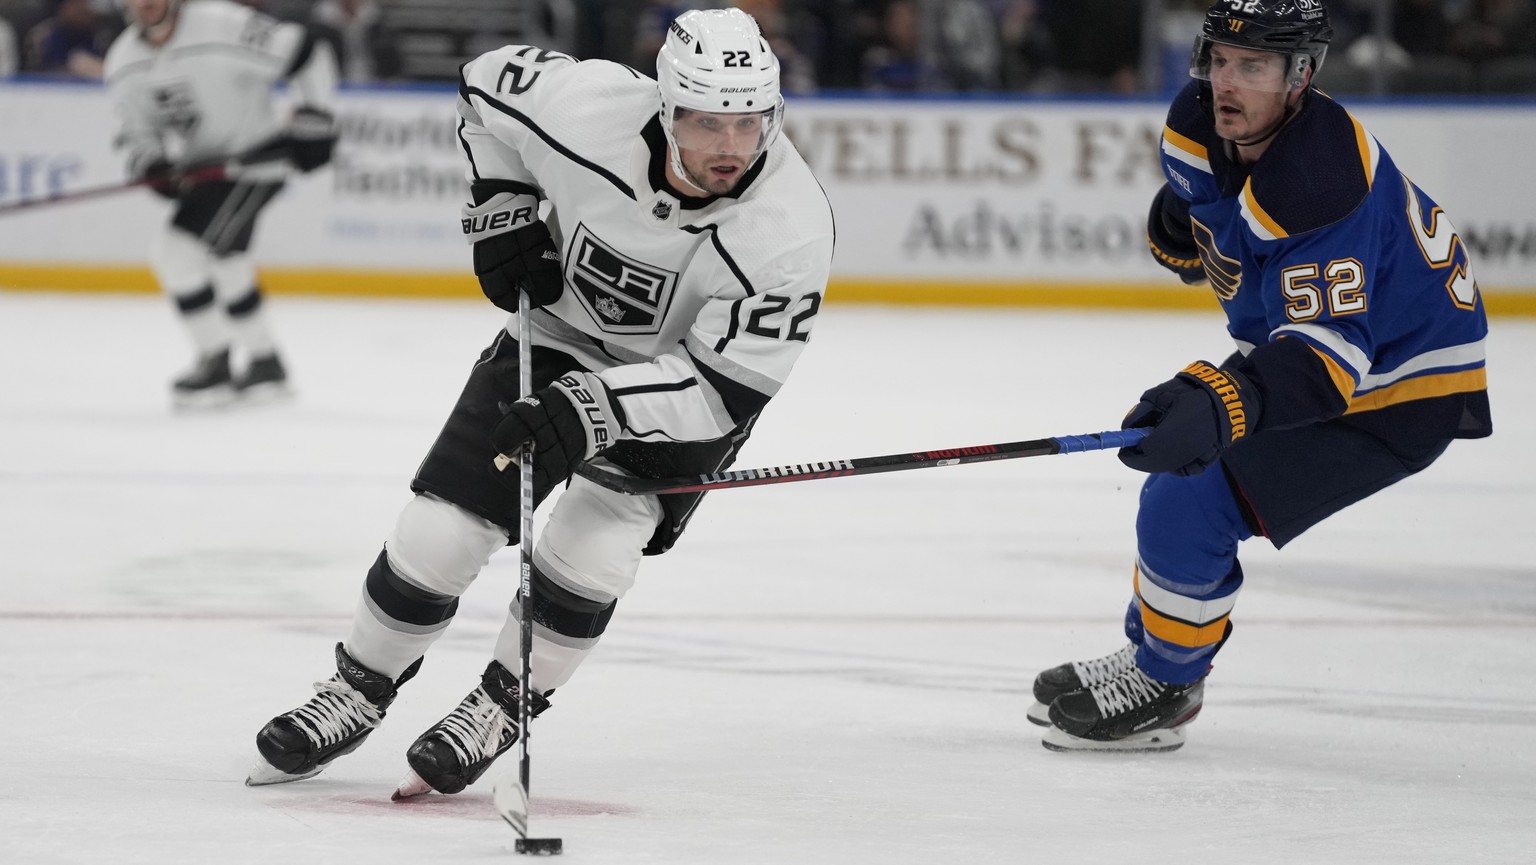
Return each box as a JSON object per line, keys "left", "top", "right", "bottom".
{"left": 738, "top": 0, "right": 817, "bottom": 94}
{"left": 997, "top": 0, "right": 1050, "bottom": 90}
{"left": 1, "top": 13, "right": 18, "bottom": 76}
{"left": 861, "top": 0, "right": 925, "bottom": 90}
{"left": 311, "top": 0, "right": 401, "bottom": 82}
{"left": 1389, "top": 0, "right": 1454, "bottom": 58}
{"left": 1035, "top": 0, "right": 1144, "bottom": 93}
{"left": 1453, "top": 0, "right": 1536, "bottom": 92}
{"left": 631, "top": 1, "right": 722, "bottom": 77}
{"left": 797, "top": 0, "right": 883, "bottom": 90}
{"left": 931, "top": 0, "right": 1002, "bottom": 90}
{"left": 1452, "top": 0, "right": 1536, "bottom": 60}
{"left": 22, "top": 0, "right": 115, "bottom": 77}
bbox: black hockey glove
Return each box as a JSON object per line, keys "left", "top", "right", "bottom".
{"left": 1147, "top": 184, "right": 1207, "bottom": 285}
{"left": 136, "top": 157, "right": 181, "bottom": 200}
{"left": 1118, "top": 360, "right": 1262, "bottom": 477}
{"left": 284, "top": 106, "right": 339, "bottom": 173}
{"left": 491, "top": 372, "right": 623, "bottom": 490}
{"left": 463, "top": 186, "right": 564, "bottom": 311}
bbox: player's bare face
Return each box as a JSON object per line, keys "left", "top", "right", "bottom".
{"left": 1207, "top": 44, "right": 1290, "bottom": 143}
{"left": 128, "top": 0, "right": 172, "bottom": 28}
{"left": 670, "top": 109, "right": 766, "bottom": 196}
{"left": 676, "top": 145, "right": 749, "bottom": 196}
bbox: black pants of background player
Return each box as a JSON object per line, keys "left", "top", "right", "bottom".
{"left": 154, "top": 179, "right": 285, "bottom": 359}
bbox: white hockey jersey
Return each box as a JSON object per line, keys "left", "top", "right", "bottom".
{"left": 103, "top": 0, "right": 337, "bottom": 172}
{"left": 457, "top": 46, "right": 836, "bottom": 446}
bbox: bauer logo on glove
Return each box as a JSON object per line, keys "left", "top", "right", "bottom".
{"left": 489, "top": 373, "right": 624, "bottom": 490}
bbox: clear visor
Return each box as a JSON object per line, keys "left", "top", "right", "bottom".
{"left": 669, "top": 104, "right": 784, "bottom": 159}
{"left": 1191, "top": 37, "right": 1302, "bottom": 93}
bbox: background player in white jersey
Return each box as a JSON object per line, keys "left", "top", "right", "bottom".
{"left": 1029, "top": 0, "right": 1492, "bottom": 752}
{"left": 248, "top": 8, "right": 834, "bottom": 795}
{"left": 104, "top": 0, "right": 340, "bottom": 407}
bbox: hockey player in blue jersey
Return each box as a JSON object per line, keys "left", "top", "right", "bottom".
{"left": 1028, "top": 0, "right": 1493, "bottom": 752}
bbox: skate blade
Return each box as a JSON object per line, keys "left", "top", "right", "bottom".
{"left": 1041, "top": 724, "right": 1188, "bottom": 753}
{"left": 391, "top": 769, "right": 435, "bottom": 801}
{"left": 245, "top": 758, "right": 322, "bottom": 786}
{"left": 235, "top": 381, "right": 295, "bottom": 407}
{"left": 1025, "top": 700, "right": 1051, "bottom": 727}
{"left": 173, "top": 385, "right": 238, "bottom": 411}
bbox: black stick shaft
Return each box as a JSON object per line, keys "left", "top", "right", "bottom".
{"left": 576, "top": 428, "right": 1149, "bottom": 496}
{"left": 515, "top": 293, "right": 535, "bottom": 815}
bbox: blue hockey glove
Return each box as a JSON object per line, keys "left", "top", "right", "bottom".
{"left": 1118, "top": 360, "right": 1262, "bottom": 476}
{"left": 1146, "top": 184, "right": 1207, "bottom": 285}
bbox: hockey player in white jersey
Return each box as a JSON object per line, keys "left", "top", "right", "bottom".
{"left": 104, "top": 0, "right": 340, "bottom": 407}
{"left": 248, "top": 9, "right": 835, "bottom": 795}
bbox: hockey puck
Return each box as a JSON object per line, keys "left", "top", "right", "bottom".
{"left": 515, "top": 837, "right": 563, "bottom": 856}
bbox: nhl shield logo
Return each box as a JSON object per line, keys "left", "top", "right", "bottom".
{"left": 651, "top": 200, "right": 673, "bottom": 221}
{"left": 567, "top": 222, "right": 678, "bottom": 335}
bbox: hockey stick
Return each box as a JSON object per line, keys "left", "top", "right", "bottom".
{"left": 491, "top": 292, "right": 564, "bottom": 856}
{"left": 0, "top": 144, "right": 297, "bottom": 218}
{"left": 0, "top": 164, "right": 230, "bottom": 217}
{"left": 572, "top": 427, "right": 1150, "bottom": 496}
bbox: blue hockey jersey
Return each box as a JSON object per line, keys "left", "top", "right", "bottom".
{"left": 1154, "top": 81, "right": 1491, "bottom": 447}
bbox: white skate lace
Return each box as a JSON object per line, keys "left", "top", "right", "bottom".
{"left": 1071, "top": 644, "right": 1138, "bottom": 687}
{"left": 433, "top": 687, "right": 514, "bottom": 765}
{"left": 1088, "top": 668, "right": 1165, "bottom": 717}
{"left": 289, "top": 677, "right": 384, "bottom": 747}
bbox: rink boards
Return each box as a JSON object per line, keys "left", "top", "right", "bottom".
{"left": 2, "top": 82, "right": 1532, "bottom": 315}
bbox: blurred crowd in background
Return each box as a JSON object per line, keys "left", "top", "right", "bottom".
{"left": 2, "top": 0, "right": 1535, "bottom": 95}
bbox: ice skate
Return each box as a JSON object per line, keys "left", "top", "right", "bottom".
{"left": 394, "top": 661, "right": 550, "bottom": 798}
{"left": 233, "top": 352, "right": 292, "bottom": 404}
{"left": 247, "top": 644, "right": 421, "bottom": 786}
{"left": 1027, "top": 643, "right": 1138, "bottom": 726}
{"left": 1042, "top": 665, "right": 1204, "bottom": 753}
{"left": 171, "top": 349, "right": 235, "bottom": 409}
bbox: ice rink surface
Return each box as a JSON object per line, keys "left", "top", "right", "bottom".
{"left": 2, "top": 292, "right": 1533, "bottom": 864}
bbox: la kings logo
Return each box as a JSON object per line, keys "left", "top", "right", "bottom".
{"left": 150, "top": 80, "right": 200, "bottom": 137}
{"left": 568, "top": 223, "right": 678, "bottom": 335}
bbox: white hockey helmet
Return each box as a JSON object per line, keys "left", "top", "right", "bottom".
{"left": 656, "top": 9, "right": 784, "bottom": 174}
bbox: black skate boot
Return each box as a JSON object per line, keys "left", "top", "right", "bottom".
{"left": 171, "top": 349, "right": 234, "bottom": 409}
{"left": 234, "top": 352, "right": 291, "bottom": 402}
{"left": 1027, "top": 643, "right": 1138, "bottom": 726}
{"left": 246, "top": 644, "right": 422, "bottom": 786}
{"left": 394, "top": 661, "right": 551, "bottom": 798}
{"left": 1042, "top": 665, "right": 1205, "bottom": 753}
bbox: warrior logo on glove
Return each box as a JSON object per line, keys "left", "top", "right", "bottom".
{"left": 1118, "top": 358, "right": 1262, "bottom": 477}
{"left": 1180, "top": 361, "right": 1250, "bottom": 439}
